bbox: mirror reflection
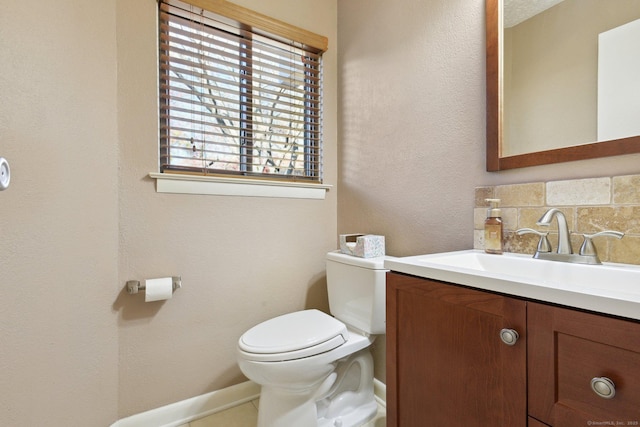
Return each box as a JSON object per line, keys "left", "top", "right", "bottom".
{"left": 502, "top": 0, "right": 640, "bottom": 157}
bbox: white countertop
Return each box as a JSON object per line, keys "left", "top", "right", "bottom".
{"left": 384, "top": 250, "right": 640, "bottom": 321}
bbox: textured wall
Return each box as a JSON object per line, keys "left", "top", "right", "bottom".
{"left": 337, "top": 0, "right": 640, "bottom": 384}
{"left": 2, "top": 0, "right": 640, "bottom": 423}
{"left": 116, "top": 0, "right": 338, "bottom": 417}
{"left": 338, "top": 0, "right": 487, "bottom": 257}
{"left": 0, "top": 0, "right": 120, "bottom": 425}
{"left": 1, "top": 0, "right": 336, "bottom": 423}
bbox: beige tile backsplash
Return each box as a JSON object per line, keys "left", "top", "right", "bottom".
{"left": 474, "top": 174, "right": 640, "bottom": 265}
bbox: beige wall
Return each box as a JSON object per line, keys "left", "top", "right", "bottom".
{"left": 0, "top": 0, "right": 120, "bottom": 425}
{"left": 338, "top": 0, "right": 640, "bottom": 383}
{"left": 3, "top": 0, "right": 640, "bottom": 424}
{"left": 116, "top": 0, "right": 338, "bottom": 418}
{"left": 1, "top": 0, "right": 336, "bottom": 424}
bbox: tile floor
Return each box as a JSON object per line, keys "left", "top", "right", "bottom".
{"left": 178, "top": 399, "right": 386, "bottom": 427}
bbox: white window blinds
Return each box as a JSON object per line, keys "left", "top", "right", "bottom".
{"left": 159, "top": 0, "right": 325, "bottom": 182}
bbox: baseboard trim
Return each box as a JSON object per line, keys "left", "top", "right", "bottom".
{"left": 111, "top": 379, "right": 386, "bottom": 427}
{"left": 110, "top": 381, "right": 260, "bottom": 427}
{"left": 373, "top": 378, "right": 387, "bottom": 408}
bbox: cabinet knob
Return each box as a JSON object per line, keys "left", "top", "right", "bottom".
{"left": 591, "top": 377, "right": 616, "bottom": 399}
{"left": 499, "top": 328, "right": 519, "bottom": 346}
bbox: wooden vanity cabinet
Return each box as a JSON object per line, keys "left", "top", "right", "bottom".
{"left": 386, "top": 272, "right": 527, "bottom": 427}
{"left": 387, "top": 272, "right": 640, "bottom": 427}
{"left": 528, "top": 302, "right": 640, "bottom": 426}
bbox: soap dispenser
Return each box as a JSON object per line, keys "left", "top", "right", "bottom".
{"left": 484, "top": 198, "right": 503, "bottom": 254}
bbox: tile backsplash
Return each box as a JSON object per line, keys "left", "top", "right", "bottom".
{"left": 474, "top": 174, "right": 640, "bottom": 265}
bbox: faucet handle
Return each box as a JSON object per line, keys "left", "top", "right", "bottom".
{"left": 579, "top": 231, "right": 625, "bottom": 257}
{"left": 516, "top": 228, "right": 552, "bottom": 253}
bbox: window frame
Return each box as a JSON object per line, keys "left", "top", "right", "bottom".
{"left": 157, "top": 0, "right": 327, "bottom": 187}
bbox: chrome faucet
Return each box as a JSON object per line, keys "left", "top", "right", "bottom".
{"left": 517, "top": 208, "right": 625, "bottom": 265}
{"left": 536, "top": 208, "right": 573, "bottom": 254}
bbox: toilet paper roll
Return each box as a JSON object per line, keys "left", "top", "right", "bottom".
{"left": 145, "top": 277, "right": 173, "bottom": 302}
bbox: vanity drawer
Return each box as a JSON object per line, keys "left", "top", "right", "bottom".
{"left": 528, "top": 302, "right": 640, "bottom": 426}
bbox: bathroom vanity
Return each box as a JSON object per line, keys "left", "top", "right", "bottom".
{"left": 385, "top": 251, "right": 640, "bottom": 427}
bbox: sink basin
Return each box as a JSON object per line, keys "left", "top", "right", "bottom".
{"left": 405, "top": 250, "right": 639, "bottom": 293}
{"left": 384, "top": 250, "right": 640, "bottom": 321}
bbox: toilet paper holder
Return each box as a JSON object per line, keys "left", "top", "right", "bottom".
{"left": 126, "top": 276, "right": 182, "bottom": 295}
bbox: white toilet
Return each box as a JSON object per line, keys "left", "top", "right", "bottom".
{"left": 237, "top": 251, "right": 388, "bottom": 427}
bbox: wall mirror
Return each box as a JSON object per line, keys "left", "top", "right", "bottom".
{"left": 486, "top": 0, "right": 640, "bottom": 171}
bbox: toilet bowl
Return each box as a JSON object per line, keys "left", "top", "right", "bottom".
{"left": 237, "top": 252, "right": 388, "bottom": 427}
{"left": 238, "top": 310, "right": 377, "bottom": 427}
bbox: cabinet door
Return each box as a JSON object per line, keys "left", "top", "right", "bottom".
{"left": 528, "top": 302, "right": 640, "bottom": 425}
{"left": 386, "top": 272, "right": 527, "bottom": 427}
{"left": 528, "top": 417, "right": 551, "bottom": 427}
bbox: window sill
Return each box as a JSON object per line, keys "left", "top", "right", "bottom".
{"left": 149, "top": 173, "right": 332, "bottom": 200}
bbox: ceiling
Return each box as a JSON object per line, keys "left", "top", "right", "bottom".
{"left": 504, "top": 0, "right": 565, "bottom": 28}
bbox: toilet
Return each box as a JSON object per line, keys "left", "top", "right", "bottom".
{"left": 237, "top": 251, "right": 388, "bottom": 427}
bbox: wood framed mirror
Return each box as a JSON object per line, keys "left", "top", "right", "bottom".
{"left": 486, "top": 0, "right": 640, "bottom": 171}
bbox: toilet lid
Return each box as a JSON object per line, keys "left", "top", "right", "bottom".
{"left": 239, "top": 309, "right": 347, "bottom": 360}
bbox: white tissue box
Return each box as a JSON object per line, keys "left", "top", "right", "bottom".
{"left": 339, "top": 234, "right": 385, "bottom": 258}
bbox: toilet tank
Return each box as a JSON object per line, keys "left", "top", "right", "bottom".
{"left": 326, "top": 251, "right": 388, "bottom": 335}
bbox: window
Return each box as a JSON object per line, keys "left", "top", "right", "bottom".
{"left": 158, "top": 0, "right": 326, "bottom": 183}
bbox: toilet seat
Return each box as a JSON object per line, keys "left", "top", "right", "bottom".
{"left": 239, "top": 310, "right": 348, "bottom": 362}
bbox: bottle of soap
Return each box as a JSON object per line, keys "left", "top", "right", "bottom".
{"left": 484, "top": 198, "right": 503, "bottom": 254}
